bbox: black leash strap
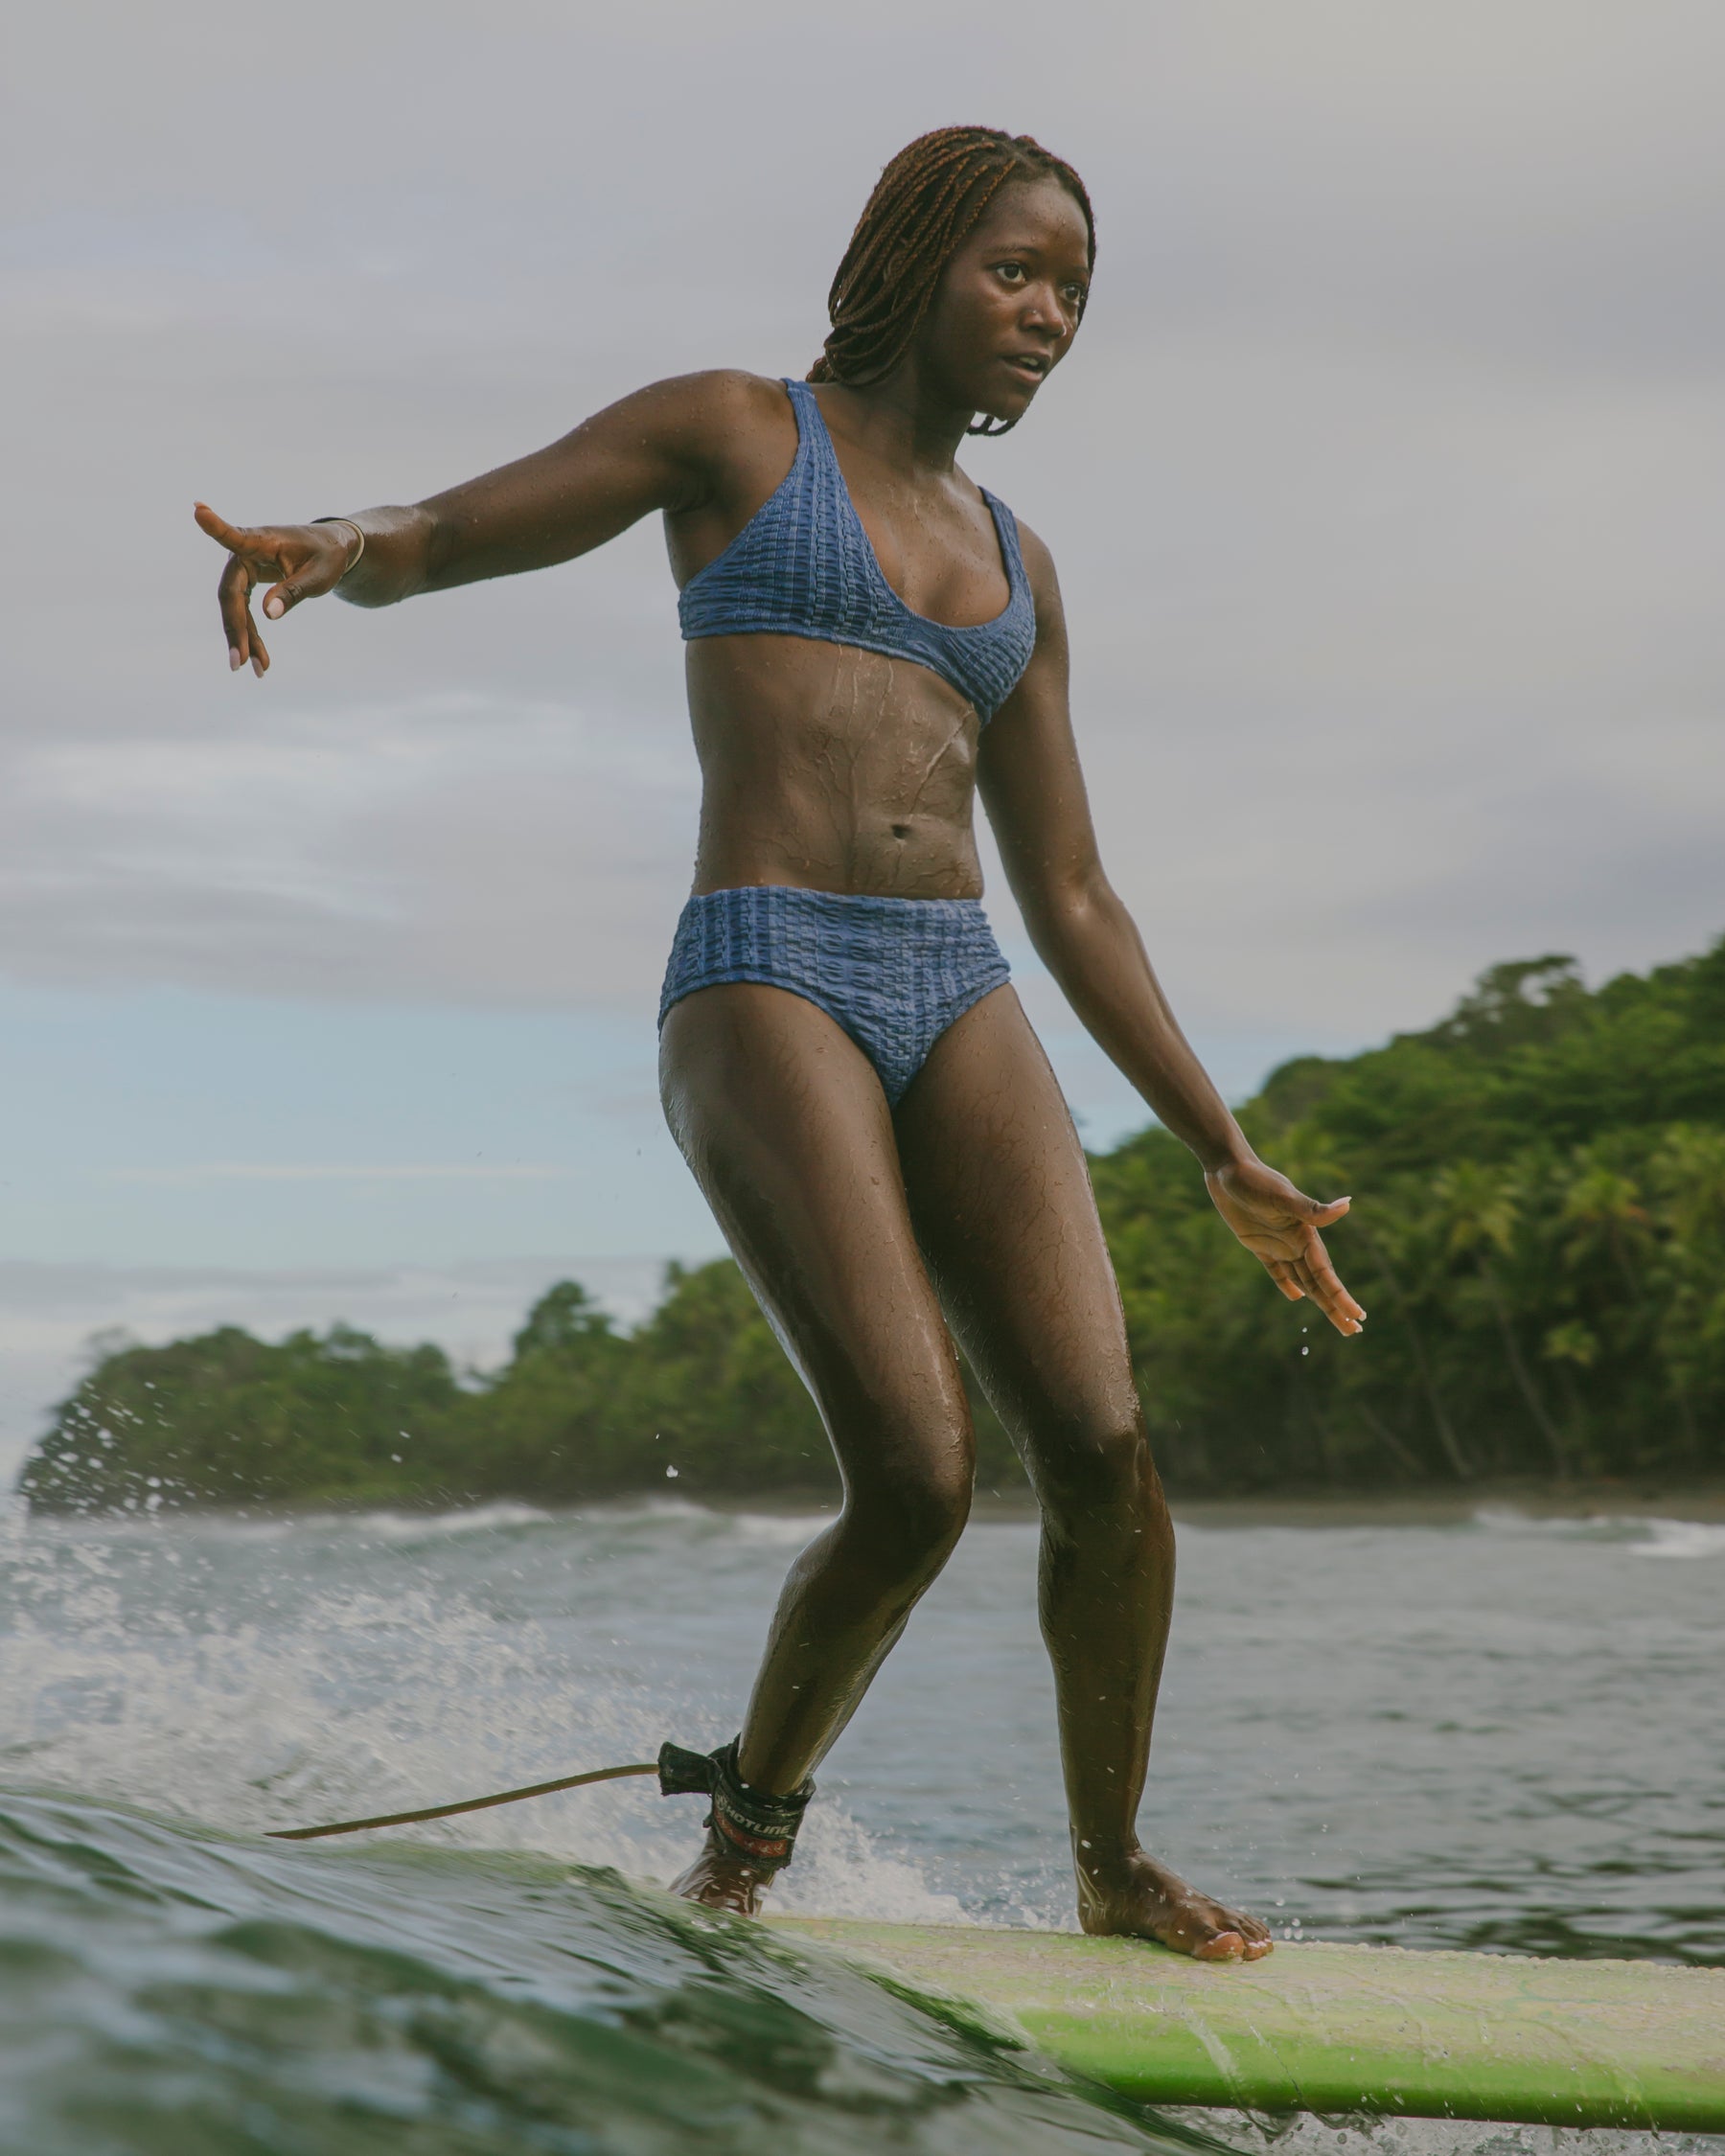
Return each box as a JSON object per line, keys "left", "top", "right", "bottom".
{"left": 658, "top": 1737, "right": 815, "bottom": 1870}
{"left": 266, "top": 1738, "right": 815, "bottom": 1864}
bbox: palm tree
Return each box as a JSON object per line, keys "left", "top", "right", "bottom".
{"left": 1651, "top": 1126, "right": 1725, "bottom": 1248}
{"left": 1432, "top": 1163, "right": 1570, "bottom": 1475}
{"left": 1561, "top": 1154, "right": 1650, "bottom": 1303}
{"left": 1649, "top": 1127, "right": 1725, "bottom": 1460}
{"left": 1541, "top": 1318, "right": 1598, "bottom": 1469}
{"left": 1350, "top": 1213, "right": 1474, "bottom": 1479}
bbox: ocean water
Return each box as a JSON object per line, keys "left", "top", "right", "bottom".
{"left": 1, "top": 1493, "right": 1721, "bottom": 2153}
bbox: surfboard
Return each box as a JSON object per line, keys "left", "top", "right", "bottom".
{"left": 770, "top": 1918, "right": 1725, "bottom": 2130}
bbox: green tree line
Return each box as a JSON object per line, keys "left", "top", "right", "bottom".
{"left": 19, "top": 934, "right": 1725, "bottom": 1513}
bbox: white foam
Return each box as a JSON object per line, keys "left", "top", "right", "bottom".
{"left": 567, "top": 1495, "right": 713, "bottom": 1525}
{"left": 0, "top": 1506, "right": 965, "bottom": 1930}
{"left": 1162, "top": 2112, "right": 1725, "bottom": 2156}
{"left": 1471, "top": 1507, "right": 1725, "bottom": 1560}
{"left": 770, "top": 1810, "right": 969, "bottom": 1926}
{"left": 1629, "top": 1516, "right": 1725, "bottom": 1561}
{"left": 1470, "top": 1504, "right": 1718, "bottom": 1551}
{"left": 561, "top": 1498, "right": 829, "bottom": 1546}
{"left": 310, "top": 1501, "right": 556, "bottom": 1542}
{"left": 724, "top": 1511, "right": 831, "bottom": 1548}
{"left": 1469, "top": 1505, "right": 1617, "bottom": 1540}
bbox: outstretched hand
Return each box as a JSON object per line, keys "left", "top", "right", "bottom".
{"left": 1205, "top": 1157, "right": 1365, "bottom": 1338}
{"left": 194, "top": 503, "right": 356, "bottom": 676}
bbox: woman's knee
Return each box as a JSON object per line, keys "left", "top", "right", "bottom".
{"left": 1032, "top": 1405, "right": 1163, "bottom": 1528}
{"left": 841, "top": 1424, "right": 974, "bottom": 1581}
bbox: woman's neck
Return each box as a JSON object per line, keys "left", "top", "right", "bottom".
{"left": 819, "top": 357, "right": 973, "bottom": 476}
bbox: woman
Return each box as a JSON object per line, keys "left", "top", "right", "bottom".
{"left": 197, "top": 127, "right": 1363, "bottom": 1962}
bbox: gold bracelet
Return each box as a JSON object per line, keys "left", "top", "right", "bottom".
{"left": 312, "top": 516, "right": 367, "bottom": 576}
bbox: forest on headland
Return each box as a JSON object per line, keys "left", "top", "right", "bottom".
{"left": 19, "top": 934, "right": 1725, "bottom": 1513}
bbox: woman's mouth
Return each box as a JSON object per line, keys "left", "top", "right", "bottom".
{"left": 1002, "top": 353, "right": 1048, "bottom": 384}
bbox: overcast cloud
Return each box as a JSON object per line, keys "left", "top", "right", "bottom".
{"left": 7, "top": 0, "right": 1722, "bottom": 1034}
{"left": 2, "top": 2, "right": 1722, "bottom": 1435}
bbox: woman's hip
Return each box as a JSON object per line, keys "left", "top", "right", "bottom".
{"left": 658, "top": 885, "right": 1011, "bottom": 1108}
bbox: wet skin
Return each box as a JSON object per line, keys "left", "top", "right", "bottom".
{"left": 197, "top": 175, "right": 1364, "bottom": 1961}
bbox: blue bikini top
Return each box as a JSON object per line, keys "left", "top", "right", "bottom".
{"left": 678, "top": 378, "right": 1037, "bottom": 722}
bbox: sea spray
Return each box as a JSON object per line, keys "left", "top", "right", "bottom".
{"left": 2, "top": 1496, "right": 1723, "bottom": 2148}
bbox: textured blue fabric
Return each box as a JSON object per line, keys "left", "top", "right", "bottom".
{"left": 658, "top": 885, "right": 1012, "bottom": 1106}
{"left": 678, "top": 380, "right": 1037, "bottom": 722}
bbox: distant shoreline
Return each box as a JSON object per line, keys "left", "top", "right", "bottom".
{"left": 22, "top": 935, "right": 1725, "bottom": 1520}
{"left": 33, "top": 1478, "right": 1714, "bottom": 1531}
{"left": 718, "top": 1479, "right": 1725, "bottom": 1527}
{"left": 1163, "top": 1479, "right": 1725, "bottom": 1527}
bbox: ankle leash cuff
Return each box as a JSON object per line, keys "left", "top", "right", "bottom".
{"left": 657, "top": 1738, "right": 814, "bottom": 1871}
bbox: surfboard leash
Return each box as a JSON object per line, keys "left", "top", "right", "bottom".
{"left": 267, "top": 1737, "right": 815, "bottom": 1869}
{"left": 266, "top": 1757, "right": 660, "bottom": 1839}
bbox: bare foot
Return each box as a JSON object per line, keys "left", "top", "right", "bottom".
{"left": 1076, "top": 1847, "right": 1274, "bottom": 1962}
{"left": 669, "top": 1830, "right": 775, "bottom": 1916}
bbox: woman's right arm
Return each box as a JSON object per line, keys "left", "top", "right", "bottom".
{"left": 196, "top": 370, "right": 757, "bottom": 674}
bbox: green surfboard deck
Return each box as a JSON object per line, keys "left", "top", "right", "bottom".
{"left": 770, "top": 1919, "right": 1725, "bottom": 2130}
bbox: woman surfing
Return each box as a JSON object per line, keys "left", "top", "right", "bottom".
{"left": 196, "top": 126, "right": 1364, "bottom": 1962}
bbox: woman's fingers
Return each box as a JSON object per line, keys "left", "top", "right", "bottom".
{"left": 1263, "top": 1259, "right": 1305, "bottom": 1302}
{"left": 215, "top": 559, "right": 271, "bottom": 674}
{"left": 218, "top": 551, "right": 256, "bottom": 668}
{"left": 202, "top": 505, "right": 310, "bottom": 671}
{"left": 195, "top": 500, "right": 244, "bottom": 551}
{"left": 262, "top": 550, "right": 341, "bottom": 620}
{"left": 1212, "top": 1162, "right": 1366, "bottom": 1337}
{"left": 198, "top": 504, "right": 350, "bottom": 644}
{"left": 196, "top": 502, "right": 279, "bottom": 565}
{"left": 1289, "top": 1240, "right": 1366, "bottom": 1336}
{"left": 245, "top": 603, "right": 270, "bottom": 675}
{"left": 1298, "top": 1229, "right": 1361, "bottom": 1308}
{"left": 1246, "top": 1225, "right": 1366, "bottom": 1335}
{"left": 1303, "top": 1279, "right": 1359, "bottom": 1335}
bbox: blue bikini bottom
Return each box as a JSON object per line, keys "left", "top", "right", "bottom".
{"left": 657, "top": 885, "right": 1011, "bottom": 1107}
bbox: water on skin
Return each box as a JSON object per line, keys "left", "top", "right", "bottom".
{"left": 1, "top": 1494, "right": 1721, "bottom": 2153}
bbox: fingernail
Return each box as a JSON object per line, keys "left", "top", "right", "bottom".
{"left": 264, "top": 595, "right": 284, "bottom": 619}
{"left": 228, "top": 649, "right": 242, "bottom": 672}
{"left": 250, "top": 655, "right": 264, "bottom": 677}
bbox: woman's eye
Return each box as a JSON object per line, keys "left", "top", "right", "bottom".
{"left": 996, "top": 263, "right": 1026, "bottom": 284}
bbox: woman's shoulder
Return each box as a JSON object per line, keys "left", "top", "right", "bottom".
{"left": 630, "top": 368, "right": 794, "bottom": 431}
{"left": 964, "top": 484, "right": 1059, "bottom": 608}
{"left": 614, "top": 371, "right": 797, "bottom": 480}
{"left": 1009, "top": 514, "right": 1055, "bottom": 581}
{"left": 956, "top": 466, "right": 1050, "bottom": 559}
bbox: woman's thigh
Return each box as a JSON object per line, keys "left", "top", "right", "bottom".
{"left": 659, "top": 982, "right": 971, "bottom": 1502}
{"left": 892, "top": 987, "right": 1145, "bottom": 1494}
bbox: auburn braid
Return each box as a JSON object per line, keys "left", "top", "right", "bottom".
{"left": 809, "top": 127, "right": 1094, "bottom": 435}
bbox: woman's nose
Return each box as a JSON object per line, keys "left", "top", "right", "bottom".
{"left": 1020, "top": 287, "right": 1070, "bottom": 339}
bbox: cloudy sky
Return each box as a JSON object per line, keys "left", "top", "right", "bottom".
{"left": 3, "top": 2, "right": 1722, "bottom": 1463}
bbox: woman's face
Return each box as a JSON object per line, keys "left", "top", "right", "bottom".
{"left": 919, "top": 174, "right": 1092, "bottom": 425}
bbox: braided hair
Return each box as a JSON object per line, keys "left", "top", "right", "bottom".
{"left": 809, "top": 127, "right": 1094, "bottom": 436}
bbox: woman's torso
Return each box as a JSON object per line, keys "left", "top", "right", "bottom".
{"left": 662, "top": 378, "right": 1033, "bottom": 901}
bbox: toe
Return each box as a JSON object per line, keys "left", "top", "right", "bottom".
{"left": 1192, "top": 1927, "right": 1248, "bottom": 1962}
{"left": 1242, "top": 1935, "right": 1274, "bottom": 1961}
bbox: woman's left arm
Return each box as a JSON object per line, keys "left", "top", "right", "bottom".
{"left": 978, "top": 528, "right": 1365, "bottom": 1338}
